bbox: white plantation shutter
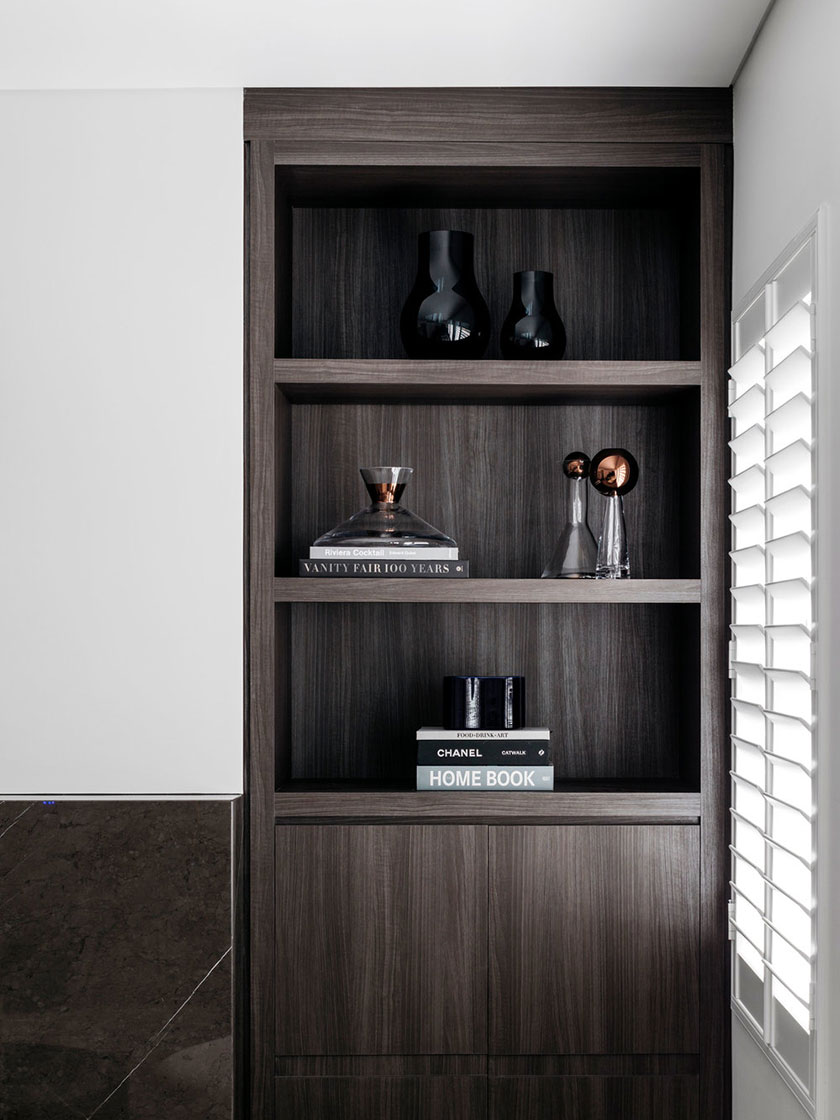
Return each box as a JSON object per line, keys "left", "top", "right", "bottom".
{"left": 729, "top": 225, "right": 818, "bottom": 1109}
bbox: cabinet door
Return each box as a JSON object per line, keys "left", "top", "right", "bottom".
{"left": 275, "top": 824, "right": 487, "bottom": 1054}
{"left": 276, "top": 1076, "right": 486, "bottom": 1119}
{"left": 489, "top": 825, "right": 699, "bottom": 1054}
{"left": 489, "top": 1075, "right": 699, "bottom": 1119}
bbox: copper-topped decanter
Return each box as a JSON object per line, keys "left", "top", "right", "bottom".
{"left": 590, "top": 448, "right": 639, "bottom": 579}
{"left": 541, "top": 452, "right": 597, "bottom": 578}
{"left": 313, "top": 467, "right": 457, "bottom": 548}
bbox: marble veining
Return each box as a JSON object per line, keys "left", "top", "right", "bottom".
{"left": 0, "top": 800, "right": 233, "bottom": 1119}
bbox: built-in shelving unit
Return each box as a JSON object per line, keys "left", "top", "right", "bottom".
{"left": 245, "top": 87, "right": 731, "bottom": 1120}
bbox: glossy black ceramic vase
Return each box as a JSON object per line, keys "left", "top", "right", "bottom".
{"left": 500, "top": 270, "right": 567, "bottom": 359}
{"left": 400, "top": 230, "right": 491, "bottom": 359}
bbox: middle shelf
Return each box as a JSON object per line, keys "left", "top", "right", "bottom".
{"left": 273, "top": 387, "right": 701, "bottom": 580}
{"left": 273, "top": 577, "right": 702, "bottom": 603}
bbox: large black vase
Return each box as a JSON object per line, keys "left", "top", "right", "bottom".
{"left": 500, "top": 270, "right": 567, "bottom": 359}
{"left": 400, "top": 230, "right": 491, "bottom": 359}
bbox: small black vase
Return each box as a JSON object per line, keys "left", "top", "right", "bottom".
{"left": 400, "top": 230, "right": 491, "bottom": 359}
{"left": 500, "top": 270, "right": 567, "bottom": 359}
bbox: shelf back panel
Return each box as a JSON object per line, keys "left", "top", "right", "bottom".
{"left": 284, "top": 602, "right": 698, "bottom": 785}
{"left": 283, "top": 397, "right": 699, "bottom": 580}
{"left": 286, "top": 205, "right": 698, "bottom": 361}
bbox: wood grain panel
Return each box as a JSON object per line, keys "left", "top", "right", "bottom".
{"left": 489, "top": 1075, "right": 699, "bottom": 1119}
{"left": 244, "top": 87, "right": 732, "bottom": 144}
{"left": 288, "top": 400, "right": 698, "bottom": 580}
{"left": 275, "top": 824, "right": 487, "bottom": 1054}
{"left": 274, "top": 578, "right": 702, "bottom": 604}
{"left": 698, "top": 143, "right": 732, "bottom": 1120}
{"left": 489, "top": 1055, "right": 699, "bottom": 1076}
{"left": 273, "top": 789, "right": 701, "bottom": 823}
{"left": 232, "top": 797, "right": 247, "bottom": 1120}
{"left": 489, "top": 825, "right": 700, "bottom": 1054}
{"left": 274, "top": 358, "right": 703, "bottom": 398}
{"left": 276, "top": 1076, "right": 486, "bottom": 1119}
{"left": 276, "top": 1056, "right": 486, "bottom": 1076}
{"left": 270, "top": 140, "right": 703, "bottom": 168}
{"left": 288, "top": 603, "right": 697, "bottom": 783}
{"left": 289, "top": 207, "right": 688, "bottom": 361}
{"left": 246, "top": 138, "right": 278, "bottom": 1119}
{"left": 278, "top": 164, "right": 699, "bottom": 210}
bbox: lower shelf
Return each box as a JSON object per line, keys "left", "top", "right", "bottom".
{"left": 274, "top": 578, "right": 702, "bottom": 603}
{"left": 273, "top": 784, "right": 700, "bottom": 822}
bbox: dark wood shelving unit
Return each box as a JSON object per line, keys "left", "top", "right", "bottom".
{"left": 245, "top": 87, "right": 731, "bottom": 1120}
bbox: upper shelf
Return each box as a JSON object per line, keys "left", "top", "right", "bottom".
{"left": 274, "top": 578, "right": 702, "bottom": 604}
{"left": 273, "top": 359, "right": 704, "bottom": 401}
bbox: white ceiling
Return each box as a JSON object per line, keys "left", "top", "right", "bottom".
{"left": 0, "top": 0, "right": 769, "bottom": 89}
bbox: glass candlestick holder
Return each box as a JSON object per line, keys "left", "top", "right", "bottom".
{"left": 589, "top": 448, "right": 639, "bottom": 579}
{"left": 312, "top": 467, "right": 457, "bottom": 548}
{"left": 541, "top": 452, "right": 597, "bottom": 578}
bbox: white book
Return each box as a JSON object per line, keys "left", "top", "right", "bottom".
{"left": 416, "top": 726, "right": 550, "bottom": 741}
{"left": 309, "top": 545, "right": 459, "bottom": 560}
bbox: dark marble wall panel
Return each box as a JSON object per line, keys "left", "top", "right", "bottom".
{"left": 0, "top": 799, "right": 234, "bottom": 1120}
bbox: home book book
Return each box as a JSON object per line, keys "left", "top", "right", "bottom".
{"left": 416, "top": 765, "right": 554, "bottom": 791}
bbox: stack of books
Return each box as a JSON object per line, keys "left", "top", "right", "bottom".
{"left": 416, "top": 726, "right": 553, "bottom": 791}
{"left": 299, "top": 545, "right": 469, "bottom": 578}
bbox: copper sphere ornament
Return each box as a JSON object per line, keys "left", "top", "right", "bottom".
{"left": 590, "top": 449, "right": 639, "bottom": 496}
{"left": 589, "top": 448, "right": 639, "bottom": 579}
{"left": 562, "top": 451, "right": 591, "bottom": 479}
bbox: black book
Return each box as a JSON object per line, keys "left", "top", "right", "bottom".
{"left": 416, "top": 741, "right": 552, "bottom": 765}
{"left": 299, "top": 559, "right": 469, "bottom": 578}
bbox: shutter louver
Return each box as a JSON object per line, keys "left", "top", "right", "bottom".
{"left": 729, "top": 230, "right": 817, "bottom": 1105}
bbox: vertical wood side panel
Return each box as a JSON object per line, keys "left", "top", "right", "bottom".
{"left": 699, "top": 142, "right": 732, "bottom": 1120}
{"left": 247, "top": 138, "right": 277, "bottom": 1120}
{"left": 232, "top": 796, "right": 247, "bottom": 1120}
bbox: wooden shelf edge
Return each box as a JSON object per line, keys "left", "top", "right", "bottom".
{"left": 273, "top": 358, "right": 704, "bottom": 395}
{"left": 274, "top": 788, "right": 701, "bottom": 823}
{"left": 273, "top": 578, "right": 702, "bottom": 604}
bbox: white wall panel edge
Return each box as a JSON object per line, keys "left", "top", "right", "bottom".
{"left": 0, "top": 89, "right": 245, "bottom": 796}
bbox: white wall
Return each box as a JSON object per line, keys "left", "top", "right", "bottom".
{"left": 733, "top": 0, "right": 840, "bottom": 1116}
{"left": 0, "top": 90, "right": 243, "bottom": 796}
{"left": 0, "top": 0, "right": 767, "bottom": 89}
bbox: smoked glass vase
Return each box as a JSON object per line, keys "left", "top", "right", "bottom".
{"left": 400, "top": 231, "right": 491, "bottom": 359}
{"left": 500, "top": 270, "right": 566, "bottom": 359}
{"left": 313, "top": 467, "right": 457, "bottom": 548}
{"left": 541, "top": 452, "right": 597, "bottom": 578}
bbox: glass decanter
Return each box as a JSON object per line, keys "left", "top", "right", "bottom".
{"left": 541, "top": 452, "right": 597, "bottom": 578}
{"left": 313, "top": 467, "right": 457, "bottom": 548}
{"left": 590, "top": 448, "right": 639, "bottom": 579}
